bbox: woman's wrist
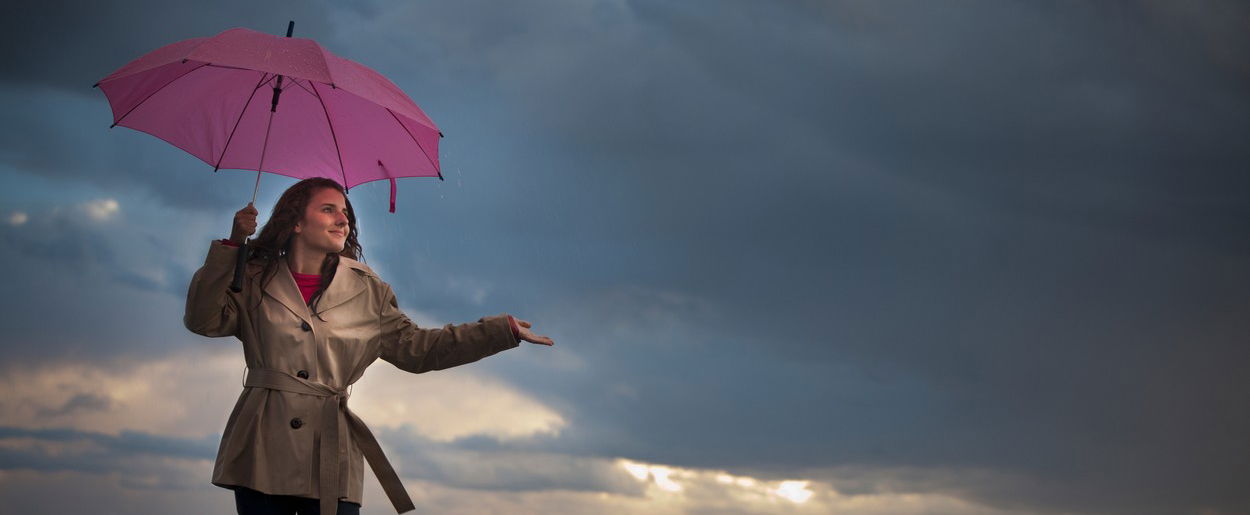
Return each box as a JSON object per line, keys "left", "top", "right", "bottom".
{"left": 507, "top": 315, "right": 521, "bottom": 342}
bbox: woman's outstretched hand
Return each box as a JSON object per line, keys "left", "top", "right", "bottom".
{"left": 514, "top": 317, "right": 554, "bottom": 346}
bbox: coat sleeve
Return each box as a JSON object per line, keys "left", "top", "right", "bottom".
{"left": 184, "top": 240, "right": 245, "bottom": 338}
{"left": 377, "top": 282, "right": 520, "bottom": 373}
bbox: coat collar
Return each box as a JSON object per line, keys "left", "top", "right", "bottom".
{"left": 264, "top": 256, "right": 371, "bottom": 323}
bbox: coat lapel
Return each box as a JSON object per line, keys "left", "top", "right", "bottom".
{"left": 264, "top": 258, "right": 313, "bottom": 324}
{"left": 311, "top": 258, "right": 367, "bottom": 315}
{"left": 263, "top": 257, "right": 368, "bottom": 321}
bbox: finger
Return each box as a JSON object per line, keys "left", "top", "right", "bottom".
{"left": 520, "top": 320, "right": 532, "bottom": 328}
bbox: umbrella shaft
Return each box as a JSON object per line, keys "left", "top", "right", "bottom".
{"left": 252, "top": 21, "right": 292, "bottom": 204}
{"left": 271, "top": 76, "right": 283, "bottom": 112}
{"left": 255, "top": 99, "right": 277, "bottom": 200}
{"left": 251, "top": 170, "right": 262, "bottom": 205}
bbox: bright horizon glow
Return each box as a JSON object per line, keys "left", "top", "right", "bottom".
{"left": 773, "top": 480, "right": 814, "bottom": 503}
{"left": 617, "top": 458, "right": 815, "bottom": 503}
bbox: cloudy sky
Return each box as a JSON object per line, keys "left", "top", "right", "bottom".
{"left": 2, "top": 1, "right": 1248, "bottom": 513}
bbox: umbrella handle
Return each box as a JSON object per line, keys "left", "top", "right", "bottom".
{"left": 230, "top": 239, "right": 248, "bottom": 293}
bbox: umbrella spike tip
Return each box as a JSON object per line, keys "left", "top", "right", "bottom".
{"left": 92, "top": 82, "right": 99, "bottom": 88}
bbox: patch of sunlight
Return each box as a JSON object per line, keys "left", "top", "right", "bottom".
{"left": 773, "top": 480, "right": 814, "bottom": 503}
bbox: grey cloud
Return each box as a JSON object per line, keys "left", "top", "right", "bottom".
{"left": 1, "top": 0, "right": 335, "bottom": 94}
{"left": 35, "top": 392, "right": 113, "bottom": 418}
{"left": 346, "top": 4, "right": 1249, "bottom": 512}
{"left": 0, "top": 203, "right": 192, "bottom": 298}
{"left": 0, "top": 426, "right": 218, "bottom": 468}
{"left": 0, "top": 468, "right": 229, "bottom": 514}
{"left": 0, "top": 203, "right": 204, "bottom": 363}
{"left": 376, "top": 427, "right": 645, "bottom": 496}
{"left": 465, "top": 233, "right": 1249, "bottom": 515}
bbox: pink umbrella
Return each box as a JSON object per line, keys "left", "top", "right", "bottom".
{"left": 94, "top": 22, "right": 443, "bottom": 213}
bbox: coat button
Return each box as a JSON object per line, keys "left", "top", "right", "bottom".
{"left": 300, "top": 321, "right": 311, "bottom": 332}
{"left": 296, "top": 370, "right": 309, "bottom": 379}
{"left": 290, "top": 417, "right": 303, "bottom": 429}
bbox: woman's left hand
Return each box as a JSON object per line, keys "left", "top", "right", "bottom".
{"left": 513, "top": 317, "right": 554, "bottom": 346}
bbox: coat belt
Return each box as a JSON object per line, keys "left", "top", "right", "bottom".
{"left": 244, "top": 368, "right": 415, "bottom": 514}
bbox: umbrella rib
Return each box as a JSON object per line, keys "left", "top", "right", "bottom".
{"left": 214, "top": 72, "right": 274, "bottom": 171}
{"left": 204, "top": 63, "right": 285, "bottom": 73}
{"left": 287, "top": 77, "right": 317, "bottom": 98}
{"left": 385, "top": 108, "right": 443, "bottom": 180}
{"left": 109, "top": 61, "right": 211, "bottom": 128}
{"left": 309, "top": 82, "right": 350, "bottom": 190}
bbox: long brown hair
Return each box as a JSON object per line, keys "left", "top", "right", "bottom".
{"left": 247, "top": 177, "right": 364, "bottom": 314}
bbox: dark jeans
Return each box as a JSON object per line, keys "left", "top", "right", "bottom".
{"left": 234, "top": 486, "right": 362, "bottom": 515}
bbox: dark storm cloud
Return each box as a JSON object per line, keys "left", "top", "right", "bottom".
{"left": 375, "top": 427, "right": 646, "bottom": 496}
{"left": 0, "top": 0, "right": 335, "bottom": 93}
{"left": 0, "top": 203, "right": 191, "bottom": 298}
{"left": 341, "top": 2, "right": 1250, "bottom": 513}
{"left": 0, "top": 201, "right": 201, "bottom": 362}
{"left": 35, "top": 392, "right": 113, "bottom": 418}
{"left": 0, "top": 426, "right": 217, "bottom": 467}
{"left": 0, "top": 426, "right": 214, "bottom": 495}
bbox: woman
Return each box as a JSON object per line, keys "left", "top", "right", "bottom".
{"left": 185, "top": 177, "right": 553, "bottom": 515}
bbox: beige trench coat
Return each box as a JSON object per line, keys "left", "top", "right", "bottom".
{"left": 185, "top": 240, "right": 518, "bottom": 514}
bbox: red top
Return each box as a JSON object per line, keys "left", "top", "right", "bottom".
{"left": 219, "top": 239, "right": 521, "bottom": 341}
{"left": 291, "top": 271, "right": 322, "bottom": 304}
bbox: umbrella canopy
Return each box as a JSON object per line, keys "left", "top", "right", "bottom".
{"left": 95, "top": 26, "right": 443, "bottom": 210}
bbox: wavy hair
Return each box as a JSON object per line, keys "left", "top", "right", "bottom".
{"left": 246, "top": 177, "right": 363, "bottom": 315}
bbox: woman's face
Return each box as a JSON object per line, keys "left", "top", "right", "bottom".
{"left": 294, "top": 187, "right": 350, "bottom": 254}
